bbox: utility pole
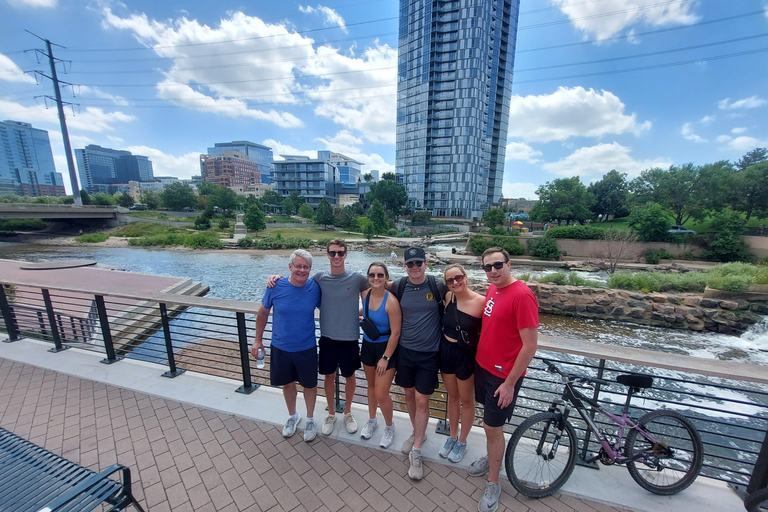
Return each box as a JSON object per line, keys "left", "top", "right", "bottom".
{"left": 27, "top": 31, "right": 82, "bottom": 205}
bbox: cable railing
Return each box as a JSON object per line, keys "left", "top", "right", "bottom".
{"left": 0, "top": 278, "right": 766, "bottom": 492}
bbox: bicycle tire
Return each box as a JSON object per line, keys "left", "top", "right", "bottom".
{"left": 504, "top": 411, "right": 578, "bottom": 498}
{"left": 744, "top": 486, "right": 768, "bottom": 512}
{"left": 625, "top": 410, "right": 703, "bottom": 495}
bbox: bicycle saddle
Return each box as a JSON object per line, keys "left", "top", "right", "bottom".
{"left": 616, "top": 374, "right": 653, "bottom": 389}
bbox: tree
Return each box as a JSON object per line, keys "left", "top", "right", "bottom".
{"left": 366, "top": 179, "right": 408, "bottom": 215}
{"left": 261, "top": 189, "right": 283, "bottom": 207}
{"left": 729, "top": 161, "right": 768, "bottom": 220}
{"left": 362, "top": 221, "right": 376, "bottom": 241}
{"left": 90, "top": 193, "right": 116, "bottom": 206}
{"left": 282, "top": 191, "right": 305, "bottom": 215}
{"left": 411, "top": 210, "right": 432, "bottom": 225}
{"left": 161, "top": 182, "right": 197, "bottom": 211}
{"left": 594, "top": 228, "right": 638, "bottom": 274}
{"left": 363, "top": 173, "right": 373, "bottom": 182}
{"left": 298, "top": 203, "right": 314, "bottom": 220}
{"left": 529, "top": 177, "right": 595, "bottom": 225}
{"left": 588, "top": 170, "right": 629, "bottom": 218}
{"left": 483, "top": 207, "right": 506, "bottom": 229}
{"left": 701, "top": 209, "right": 753, "bottom": 262}
{"left": 627, "top": 202, "right": 672, "bottom": 242}
{"left": 116, "top": 191, "right": 134, "bottom": 208}
{"left": 315, "top": 198, "right": 335, "bottom": 228}
{"left": 368, "top": 200, "right": 387, "bottom": 234}
{"left": 337, "top": 205, "right": 357, "bottom": 229}
{"left": 381, "top": 172, "right": 396, "bottom": 181}
{"left": 79, "top": 189, "right": 91, "bottom": 205}
{"left": 735, "top": 147, "right": 767, "bottom": 171}
{"left": 143, "top": 191, "right": 161, "bottom": 210}
{"left": 243, "top": 203, "right": 266, "bottom": 231}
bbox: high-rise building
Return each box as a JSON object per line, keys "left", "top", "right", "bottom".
{"left": 273, "top": 153, "right": 339, "bottom": 206}
{"left": 200, "top": 151, "right": 262, "bottom": 188}
{"left": 75, "top": 145, "right": 154, "bottom": 192}
{"left": 207, "top": 141, "right": 274, "bottom": 184}
{"left": 0, "top": 120, "right": 65, "bottom": 196}
{"left": 321, "top": 151, "right": 363, "bottom": 185}
{"left": 396, "top": 0, "right": 520, "bottom": 218}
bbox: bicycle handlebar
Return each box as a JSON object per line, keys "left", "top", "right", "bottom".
{"left": 541, "top": 359, "right": 615, "bottom": 387}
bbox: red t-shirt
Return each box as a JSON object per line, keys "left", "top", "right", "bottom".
{"left": 476, "top": 280, "right": 539, "bottom": 379}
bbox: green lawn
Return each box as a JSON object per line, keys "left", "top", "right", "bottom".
{"left": 596, "top": 212, "right": 767, "bottom": 233}
{"left": 256, "top": 226, "right": 341, "bottom": 239}
{"left": 125, "top": 211, "right": 193, "bottom": 223}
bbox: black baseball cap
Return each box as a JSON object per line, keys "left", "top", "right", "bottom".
{"left": 404, "top": 246, "right": 426, "bottom": 263}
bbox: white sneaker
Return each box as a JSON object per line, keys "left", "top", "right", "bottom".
{"left": 408, "top": 448, "right": 423, "bottom": 480}
{"left": 304, "top": 419, "right": 317, "bottom": 442}
{"left": 321, "top": 414, "right": 336, "bottom": 436}
{"left": 401, "top": 432, "right": 426, "bottom": 454}
{"left": 360, "top": 419, "right": 378, "bottom": 440}
{"left": 282, "top": 413, "right": 301, "bottom": 438}
{"left": 344, "top": 413, "right": 358, "bottom": 434}
{"left": 380, "top": 425, "right": 395, "bottom": 449}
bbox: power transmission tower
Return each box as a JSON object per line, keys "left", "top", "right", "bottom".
{"left": 26, "top": 31, "right": 82, "bottom": 205}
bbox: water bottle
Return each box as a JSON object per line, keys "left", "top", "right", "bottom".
{"left": 256, "top": 348, "right": 265, "bottom": 369}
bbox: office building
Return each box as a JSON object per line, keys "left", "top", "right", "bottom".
{"left": 323, "top": 151, "right": 363, "bottom": 185}
{"left": 200, "top": 151, "right": 262, "bottom": 189}
{"left": 273, "top": 153, "right": 339, "bottom": 206}
{"left": 207, "top": 141, "right": 274, "bottom": 184}
{"left": 0, "top": 120, "right": 65, "bottom": 196}
{"left": 395, "top": 0, "right": 520, "bottom": 218}
{"left": 75, "top": 145, "right": 154, "bottom": 192}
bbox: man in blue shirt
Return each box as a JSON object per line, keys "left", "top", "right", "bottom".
{"left": 252, "top": 249, "right": 322, "bottom": 442}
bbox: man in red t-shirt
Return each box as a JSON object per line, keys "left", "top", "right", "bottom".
{"left": 468, "top": 247, "right": 539, "bottom": 512}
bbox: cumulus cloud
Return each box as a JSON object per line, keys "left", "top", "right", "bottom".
{"left": 0, "top": 53, "right": 36, "bottom": 83}
{"left": 4, "top": 0, "right": 57, "bottom": 8}
{"left": 718, "top": 96, "right": 768, "bottom": 110}
{"left": 502, "top": 182, "right": 539, "bottom": 200}
{"left": 78, "top": 85, "right": 130, "bottom": 107}
{"left": 299, "top": 5, "right": 348, "bottom": 33}
{"left": 552, "top": 0, "right": 700, "bottom": 42}
{"left": 0, "top": 100, "right": 136, "bottom": 133}
{"left": 122, "top": 145, "right": 202, "bottom": 179}
{"left": 716, "top": 134, "right": 768, "bottom": 152}
{"left": 681, "top": 122, "right": 706, "bottom": 143}
{"left": 700, "top": 115, "right": 715, "bottom": 125}
{"left": 505, "top": 141, "right": 542, "bottom": 163}
{"left": 731, "top": 127, "right": 747, "bottom": 134}
{"left": 507, "top": 87, "right": 650, "bottom": 142}
{"left": 542, "top": 142, "right": 672, "bottom": 180}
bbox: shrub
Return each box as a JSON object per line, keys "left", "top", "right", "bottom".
{"left": 387, "top": 228, "right": 400, "bottom": 237}
{"left": 537, "top": 272, "right": 602, "bottom": 287}
{"left": 315, "top": 237, "right": 334, "bottom": 247}
{"left": 254, "top": 237, "right": 312, "bottom": 249}
{"left": 754, "top": 266, "right": 768, "bottom": 285}
{"left": 491, "top": 235, "right": 525, "bottom": 256}
{"left": 706, "top": 275, "right": 752, "bottom": 292}
{"left": 75, "top": 233, "right": 109, "bottom": 243}
{"left": 469, "top": 236, "right": 491, "bottom": 255}
{"left": 528, "top": 236, "right": 561, "bottom": 260}
{"left": 517, "top": 273, "right": 531, "bottom": 282}
{"left": 237, "top": 237, "right": 255, "bottom": 248}
{"left": 642, "top": 248, "right": 675, "bottom": 264}
{"left": 608, "top": 272, "right": 708, "bottom": 293}
{"left": 545, "top": 225, "right": 605, "bottom": 240}
{"left": 217, "top": 219, "right": 230, "bottom": 230}
{"left": 0, "top": 219, "right": 47, "bottom": 231}
{"left": 184, "top": 233, "right": 224, "bottom": 249}
{"left": 114, "top": 222, "right": 170, "bottom": 237}
{"left": 194, "top": 216, "right": 211, "bottom": 230}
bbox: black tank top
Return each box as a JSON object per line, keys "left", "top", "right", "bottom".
{"left": 442, "top": 295, "right": 482, "bottom": 341}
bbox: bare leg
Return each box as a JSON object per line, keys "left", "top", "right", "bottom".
{"left": 323, "top": 373, "right": 336, "bottom": 414}
{"left": 303, "top": 386, "right": 317, "bottom": 419}
{"left": 484, "top": 424, "right": 504, "bottom": 484}
{"left": 343, "top": 374, "right": 356, "bottom": 415}
{"left": 404, "top": 387, "right": 417, "bottom": 428}
{"left": 442, "top": 372, "right": 460, "bottom": 439}
{"left": 457, "top": 375, "right": 476, "bottom": 443}
{"left": 413, "top": 391, "right": 431, "bottom": 450}
{"left": 283, "top": 382, "right": 298, "bottom": 415}
{"left": 363, "top": 365, "right": 378, "bottom": 419}
{"left": 375, "top": 368, "right": 396, "bottom": 426}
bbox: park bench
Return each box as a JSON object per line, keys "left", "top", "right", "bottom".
{"left": 0, "top": 427, "right": 144, "bottom": 512}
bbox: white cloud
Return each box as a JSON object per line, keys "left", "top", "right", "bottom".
{"left": 322, "top": 130, "right": 363, "bottom": 147}
{"left": 0, "top": 53, "right": 36, "bottom": 83}
{"left": 0, "top": 100, "right": 136, "bottom": 133}
{"left": 507, "top": 87, "right": 650, "bottom": 142}
{"left": 731, "top": 127, "right": 747, "bottom": 135}
{"left": 299, "top": 5, "right": 348, "bottom": 33}
{"left": 4, "top": 0, "right": 57, "bottom": 8}
{"left": 77, "top": 86, "right": 130, "bottom": 107}
{"left": 122, "top": 145, "right": 201, "bottom": 179}
{"left": 542, "top": 142, "right": 672, "bottom": 180}
{"left": 505, "top": 141, "right": 542, "bottom": 164}
{"left": 700, "top": 115, "right": 715, "bottom": 125}
{"left": 502, "top": 182, "right": 539, "bottom": 200}
{"left": 681, "top": 122, "right": 706, "bottom": 143}
{"left": 718, "top": 96, "right": 768, "bottom": 110}
{"left": 552, "top": 0, "right": 700, "bottom": 42}
{"left": 717, "top": 135, "right": 768, "bottom": 152}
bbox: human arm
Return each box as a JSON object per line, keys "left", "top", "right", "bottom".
{"left": 376, "top": 295, "right": 401, "bottom": 376}
{"left": 251, "top": 305, "right": 271, "bottom": 358}
{"left": 494, "top": 326, "right": 538, "bottom": 408}
{"left": 265, "top": 275, "right": 284, "bottom": 288}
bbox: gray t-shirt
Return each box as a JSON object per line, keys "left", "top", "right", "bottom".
{"left": 394, "top": 276, "right": 447, "bottom": 352}
{"left": 312, "top": 270, "right": 369, "bottom": 341}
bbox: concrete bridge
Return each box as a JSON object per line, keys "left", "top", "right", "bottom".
{"left": 0, "top": 203, "right": 122, "bottom": 221}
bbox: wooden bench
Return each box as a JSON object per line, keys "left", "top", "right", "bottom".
{"left": 0, "top": 427, "right": 144, "bottom": 512}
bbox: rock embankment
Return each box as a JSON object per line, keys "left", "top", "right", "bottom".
{"left": 529, "top": 282, "right": 768, "bottom": 336}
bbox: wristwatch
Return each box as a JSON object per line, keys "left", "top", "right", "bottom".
{"left": 382, "top": 355, "right": 390, "bottom": 361}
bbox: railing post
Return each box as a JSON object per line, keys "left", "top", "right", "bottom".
{"left": 159, "top": 303, "right": 184, "bottom": 378}
{"left": 748, "top": 428, "right": 768, "bottom": 494}
{"left": 577, "top": 358, "right": 605, "bottom": 468}
{"left": 42, "top": 289, "right": 68, "bottom": 353}
{"left": 0, "top": 284, "right": 19, "bottom": 342}
{"left": 334, "top": 370, "right": 345, "bottom": 413}
{"left": 235, "top": 312, "right": 258, "bottom": 394}
{"left": 95, "top": 295, "right": 122, "bottom": 364}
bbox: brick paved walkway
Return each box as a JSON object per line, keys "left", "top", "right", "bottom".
{"left": 0, "top": 357, "right": 632, "bottom": 512}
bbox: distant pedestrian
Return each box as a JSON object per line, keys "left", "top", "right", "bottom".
{"left": 390, "top": 250, "right": 397, "bottom": 261}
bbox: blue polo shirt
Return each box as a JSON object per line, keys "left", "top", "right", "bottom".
{"left": 261, "top": 277, "right": 321, "bottom": 352}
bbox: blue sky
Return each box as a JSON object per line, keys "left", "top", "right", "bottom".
{"left": 1, "top": 0, "right": 767, "bottom": 198}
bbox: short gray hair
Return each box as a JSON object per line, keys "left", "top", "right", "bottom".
{"left": 290, "top": 249, "right": 313, "bottom": 267}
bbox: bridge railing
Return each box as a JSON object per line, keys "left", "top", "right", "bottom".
{"left": 0, "top": 277, "right": 766, "bottom": 492}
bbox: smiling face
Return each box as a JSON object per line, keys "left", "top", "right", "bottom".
{"left": 444, "top": 266, "right": 467, "bottom": 293}
{"left": 367, "top": 264, "right": 388, "bottom": 289}
{"left": 326, "top": 243, "right": 347, "bottom": 272}
{"left": 482, "top": 251, "right": 512, "bottom": 288}
{"left": 404, "top": 259, "right": 426, "bottom": 284}
{"left": 289, "top": 256, "right": 311, "bottom": 286}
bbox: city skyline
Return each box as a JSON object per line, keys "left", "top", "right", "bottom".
{"left": 0, "top": 0, "right": 767, "bottom": 200}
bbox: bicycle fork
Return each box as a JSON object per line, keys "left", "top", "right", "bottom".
{"left": 538, "top": 403, "right": 572, "bottom": 461}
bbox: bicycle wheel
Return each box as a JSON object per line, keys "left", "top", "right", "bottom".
{"left": 625, "top": 410, "right": 703, "bottom": 495}
{"left": 744, "top": 486, "right": 768, "bottom": 512}
{"left": 504, "top": 411, "right": 578, "bottom": 498}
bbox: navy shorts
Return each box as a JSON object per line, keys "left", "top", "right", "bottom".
{"left": 439, "top": 336, "right": 475, "bottom": 381}
{"left": 395, "top": 346, "right": 439, "bottom": 395}
{"left": 318, "top": 336, "right": 361, "bottom": 378}
{"left": 270, "top": 346, "right": 318, "bottom": 388}
{"left": 474, "top": 365, "right": 524, "bottom": 428}
{"left": 360, "top": 339, "right": 397, "bottom": 370}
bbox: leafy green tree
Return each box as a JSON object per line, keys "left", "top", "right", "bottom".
{"left": 282, "top": 191, "right": 305, "bottom": 215}
{"left": 143, "top": 191, "right": 161, "bottom": 210}
{"left": 363, "top": 173, "right": 373, "bottom": 182}
{"left": 368, "top": 200, "right": 387, "bottom": 234}
{"left": 243, "top": 203, "right": 266, "bottom": 231}
{"left": 529, "top": 177, "right": 595, "bottom": 225}
{"left": 261, "top": 189, "right": 284, "bottom": 207}
{"left": 380, "top": 172, "right": 396, "bottom": 181}
{"left": 363, "top": 221, "right": 376, "bottom": 241}
{"left": 627, "top": 202, "right": 673, "bottom": 242}
{"left": 194, "top": 215, "right": 211, "bottom": 230}
{"left": 218, "top": 218, "right": 230, "bottom": 230}
{"left": 411, "top": 210, "right": 432, "bottom": 225}
{"left": 701, "top": 209, "right": 753, "bottom": 262}
{"left": 90, "top": 193, "right": 116, "bottom": 206}
{"left": 337, "top": 205, "right": 357, "bottom": 229}
{"left": 80, "top": 189, "right": 91, "bottom": 205}
{"left": 366, "top": 179, "right": 408, "bottom": 215}
{"left": 588, "top": 170, "right": 629, "bottom": 218}
{"left": 116, "top": 191, "right": 134, "bottom": 208}
{"left": 483, "top": 207, "right": 506, "bottom": 229}
{"left": 315, "top": 198, "right": 335, "bottom": 229}
{"left": 298, "top": 203, "right": 314, "bottom": 220}
{"left": 161, "top": 182, "right": 198, "bottom": 211}
{"left": 735, "top": 147, "right": 767, "bottom": 171}
{"left": 729, "top": 161, "right": 768, "bottom": 220}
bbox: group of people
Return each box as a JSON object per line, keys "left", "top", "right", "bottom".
{"left": 250, "top": 239, "right": 539, "bottom": 512}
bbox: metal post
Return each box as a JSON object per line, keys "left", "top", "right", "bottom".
{"left": 95, "top": 295, "right": 122, "bottom": 364}
{"left": 0, "top": 284, "right": 19, "bottom": 342}
{"left": 37, "top": 311, "right": 47, "bottom": 336}
{"left": 159, "top": 303, "right": 184, "bottom": 378}
{"left": 333, "top": 370, "right": 345, "bottom": 413}
{"left": 577, "top": 358, "right": 605, "bottom": 469}
{"left": 235, "top": 312, "right": 258, "bottom": 394}
{"left": 42, "top": 289, "right": 67, "bottom": 352}
{"left": 748, "top": 428, "right": 768, "bottom": 494}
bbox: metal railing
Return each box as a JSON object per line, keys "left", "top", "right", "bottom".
{"left": 0, "top": 279, "right": 766, "bottom": 491}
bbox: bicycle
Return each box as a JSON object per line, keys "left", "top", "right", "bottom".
{"left": 744, "top": 486, "right": 768, "bottom": 512}
{"left": 505, "top": 359, "right": 703, "bottom": 498}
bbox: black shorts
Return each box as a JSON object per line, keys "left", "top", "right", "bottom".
{"left": 439, "top": 336, "right": 475, "bottom": 381}
{"left": 474, "top": 365, "right": 524, "bottom": 428}
{"left": 270, "top": 346, "right": 318, "bottom": 388}
{"left": 318, "top": 336, "right": 361, "bottom": 378}
{"left": 395, "top": 346, "right": 439, "bottom": 395}
{"left": 360, "top": 339, "right": 397, "bottom": 370}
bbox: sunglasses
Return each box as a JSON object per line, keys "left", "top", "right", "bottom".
{"left": 368, "top": 273, "right": 386, "bottom": 279}
{"left": 482, "top": 261, "right": 507, "bottom": 272}
{"left": 405, "top": 261, "right": 424, "bottom": 268}
{"left": 327, "top": 251, "right": 346, "bottom": 257}
{"left": 445, "top": 274, "right": 465, "bottom": 286}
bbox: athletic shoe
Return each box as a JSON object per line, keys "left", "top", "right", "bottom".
{"left": 380, "top": 425, "right": 395, "bottom": 449}
{"left": 321, "top": 414, "right": 336, "bottom": 436}
{"left": 439, "top": 437, "right": 457, "bottom": 458}
{"left": 344, "top": 413, "right": 358, "bottom": 434}
{"left": 478, "top": 481, "right": 501, "bottom": 512}
{"left": 360, "top": 419, "right": 378, "bottom": 440}
{"left": 468, "top": 456, "right": 489, "bottom": 477}
{"left": 408, "top": 448, "right": 423, "bottom": 480}
{"left": 283, "top": 413, "right": 301, "bottom": 438}
{"left": 304, "top": 419, "right": 316, "bottom": 442}
{"left": 401, "top": 432, "right": 426, "bottom": 454}
{"left": 448, "top": 441, "right": 467, "bottom": 463}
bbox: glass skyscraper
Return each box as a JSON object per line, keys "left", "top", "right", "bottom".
{"left": 75, "top": 145, "right": 154, "bottom": 192}
{"left": 207, "top": 141, "right": 274, "bottom": 184}
{"left": 396, "top": 0, "right": 520, "bottom": 218}
{"left": 0, "top": 120, "right": 65, "bottom": 196}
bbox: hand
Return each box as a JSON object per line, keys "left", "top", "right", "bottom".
{"left": 494, "top": 381, "right": 518, "bottom": 409}
{"left": 266, "top": 275, "right": 283, "bottom": 288}
{"left": 376, "top": 357, "right": 388, "bottom": 376}
{"left": 250, "top": 340, "right": 264, "bottom": 359}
